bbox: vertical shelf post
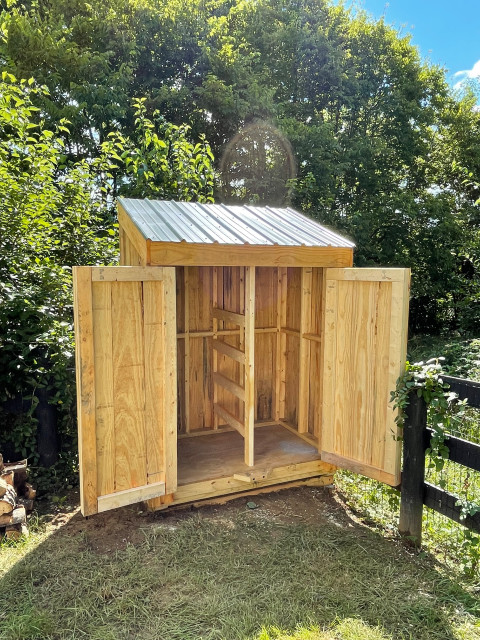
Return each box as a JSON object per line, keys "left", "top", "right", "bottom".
{"left": 184, "top": 267, "right": 190, "bottom": 432}
{"left": 275, "top": 267, "right": 287, "bottom": 421}
{"left": 212, "top": 267, "right": 219, "bottom": 429}
{"left": 298, "top": 267, "right": 312, "bottom": 433}
{"left": 244, "top": 266, "right": 255, "bottom": 466}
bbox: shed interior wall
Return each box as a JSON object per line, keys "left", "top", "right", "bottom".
{"left": 175, "top": 265, "right": 323, "bottom": 445}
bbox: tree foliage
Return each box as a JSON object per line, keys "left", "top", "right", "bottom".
{"left": 103, "top": 98, "right": 215, "bottom": 201}
{"left": 0, "top": 72, "right": 116, "bottom": 469}
{"left": 1, "top": 0, "right": 478, "bottom": 332}
{"left": 0, "top": 72, "right": 214, "bottom": 477}
{"left": 0, "top": 0, "right": 479, "bottom": 336}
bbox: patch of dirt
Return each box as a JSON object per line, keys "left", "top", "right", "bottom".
{"left": 36, "top": 484, "right": 364, "bottom": 555}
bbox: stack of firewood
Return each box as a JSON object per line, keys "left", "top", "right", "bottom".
{"left": 0, "top": 453, "right": 36, "bottom": 540}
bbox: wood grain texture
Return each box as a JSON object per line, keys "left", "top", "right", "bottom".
{"left": 188, "top": 267, "right": 213, "bottom": 332}
{"left": 325, "top": 268, "right": 406, "bottom": 282}
{"left": 286, "top": 268, "right": 301, "bottom": 331}
{"left": 119, "top": 228, "right": 127, "bottom": 266}
{"left": 162, "top": 267, "right": 178, "bottom": 495}
{"left": 255, "top": 268, "right": 276, "bottom": 422}
{"left": 76, "top": 267, "right": 178, "bottom": 515}
{"left": 118, "top": 204, "right": 148, "bottom": 264}
{"left": 92, "top": 281, "right": 114, "bottom": 497}
{"left": 321, "top": 268, "right": 409, "bottom": 486}
{"left": 298, "top": 268, "right": 312, "bottom": 433}
{"left": 112, "top": 281, "right": 147, "bottom": 492}
{"left": 147, "top": 267, "right": 177, "bottom": 508}
{"left": 213, "top": 308, "right": 245, "bottom": 326}
{"left": 97, "top": 481, "right": 166, "bottom": 512}
{"left": 149, "top": 242, "right": 354, "bottom": 267}
{"left": 383, "top": 271, "right": 410, "bottom": 479}
{"left": 214, "top": 403, "right": 245, "bottom": 435}
{"left": 276, "top": 267, "right": 287, "bottom": 420}
{"left": 212, "top": 339, "right": 246, "bottom": 363}
{"left": 212, "top": 267, "right": 219, "bottom": 429}
{"left": 244, "top": 266, "right": 255, "bottom": 466}
{"left": 143, "top": 280, "right": 165, "bottom": 485}
{"left": 177, "top": 424, "right": 323, "bottom": 485}
{"left": 92, "top": 267, "right": 165, "bottom": 281}
{"left": 213, "top": 372, "right": 245, "bottom": 401}
{"left": 321, "top": 452, "right": 397, "bottom": 486}
{"left": 73, "top": 267, "right": 98, "bottom": 516}
{"left": 183, "top": 267, "right": 190, "bottom": 431}
{"left": 284, "top": 333, "right": 300, "bottom": 426}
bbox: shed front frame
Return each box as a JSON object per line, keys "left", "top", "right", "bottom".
{"left": 73, "top": 203, "right": 410, "bottom": 516}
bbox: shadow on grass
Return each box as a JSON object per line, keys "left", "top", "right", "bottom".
{"left": 1, "top": 489, "right": 479, "bottom": 640}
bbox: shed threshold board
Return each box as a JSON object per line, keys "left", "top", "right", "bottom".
{"left": 177, "top": 423, "right": 321, "bottom": 486}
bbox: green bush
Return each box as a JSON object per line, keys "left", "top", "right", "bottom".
{"left": 0, "top": 75, "right": 217, "bottom": 492}
{"left": 0, "top": 74, "right": 117, "bottom": 486}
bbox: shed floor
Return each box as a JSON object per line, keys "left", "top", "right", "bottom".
{"left": 177, "top": 424, "right": 321, "bottom": 486}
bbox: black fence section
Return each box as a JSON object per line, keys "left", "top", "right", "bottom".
{"left": 399, "top": 378, "right": 480, "bottom": 546}
{"left": 424, "top": 483, "right": 480, "bottom": 531}
{"left": 442, "top": 375, "right": 480, "bottom": 408}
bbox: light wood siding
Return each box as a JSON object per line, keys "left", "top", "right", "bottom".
{"left": 321, "top": 268, "right": 410, "bottom": 486}
{"left": 149, "top": 243, "right": 353, "bottom": 268}
{"left": 73, "top": 266, "right": 177, "bottom": 515}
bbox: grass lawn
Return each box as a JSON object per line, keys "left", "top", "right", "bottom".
{"left": 1, "top": 486, "right": 479, "bottom": 640}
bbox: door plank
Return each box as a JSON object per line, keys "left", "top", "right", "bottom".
{"left": 73, "top": 267, "right": 98, "bottom": 516}
{"left": 92, "top": 281, "right": 115, "bottom": 497}
{"left": 112, "top": 281, "right": 147, "bottom": 492}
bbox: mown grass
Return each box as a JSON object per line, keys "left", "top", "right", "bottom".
{"left": 1, "top": 504, "right": 479, "bottom": 640}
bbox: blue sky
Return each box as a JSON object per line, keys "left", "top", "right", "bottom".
{"left": 349, "top": 0, "right": 480, "bottom": 90}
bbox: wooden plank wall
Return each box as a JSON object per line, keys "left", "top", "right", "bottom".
{"left": 284, "top": 268, "right": 301, "bottom": 426}
{"left": 119, "top": 229, "right": 145, "bottom": 266}
{"left": 155, "top": 263, "right": 325, "bottom": 441}
{"left": 255, "top": 268, "right": 276, "bottom": 422}
{"left": 280, "top": 267, "right": 324, "bottom": 440}
{"left": 175, "top": 266, "right": 323, "bottom": 435}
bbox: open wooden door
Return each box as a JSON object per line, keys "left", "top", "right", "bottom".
{"left": 73, "top": 266, "right": 177, "bottom": 516}
{"left": 321, "top": 268, "right": 410, "bottom": 486}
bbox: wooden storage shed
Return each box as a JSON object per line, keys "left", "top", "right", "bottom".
{"left": 73, "top": 199, "right": 410, "bottom": 516}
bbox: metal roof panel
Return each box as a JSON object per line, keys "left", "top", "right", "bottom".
{"left": 117, "top": 198, "right": 355, "bottom": 248}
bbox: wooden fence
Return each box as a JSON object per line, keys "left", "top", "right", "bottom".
{"left": 399, "top": 376, "right": 480, "bottom": 546}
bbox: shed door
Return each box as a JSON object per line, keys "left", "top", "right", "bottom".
{"left": 73, "top": 266, "right": 177, "bottom": 516}
{"left": 321, "top": 268, "right": 410, "bottom": 486}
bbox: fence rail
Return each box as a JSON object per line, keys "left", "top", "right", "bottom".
{"left": 399, "top": 376, "right": 480, "bottom": 546}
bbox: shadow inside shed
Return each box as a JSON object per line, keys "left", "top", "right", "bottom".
{"left": 73, "top": 200, "right": 410, "bottom": 515}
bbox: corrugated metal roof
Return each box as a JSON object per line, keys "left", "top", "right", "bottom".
{"left": 118, "top": 198, "right": 355, "bottom": 248}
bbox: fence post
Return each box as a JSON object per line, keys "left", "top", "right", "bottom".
{"left": 399, "top": 392, "right": 428, "bottom": 547}
{"left": 35, "top": 387, "right": 59, "bottom": 467}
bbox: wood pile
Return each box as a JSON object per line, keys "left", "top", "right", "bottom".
{"left": 0, "top": 453, "right": 36, "bottom": 540}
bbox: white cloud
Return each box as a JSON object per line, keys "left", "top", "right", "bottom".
{"left": 453, "top": 60, "right": 480, "bottom": 90}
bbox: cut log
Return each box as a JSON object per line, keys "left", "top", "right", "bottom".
{"left": 0, "top": 505, "right": 26, "bottom": 527}
{"left": 0, "top": 477, "right": 7, "bottom": 498}
{"left": 5, "top": 523, "right": 29, "bottom": 540}
{"left": 0, "top": 484, "right": 16, "bottom": 515}
{"left": 2, "top": 471, "right": 14, "bottom": 486}
{"left": 23, "top": 483, "right": 37, "bottom": 500}
{"left": 17, "top": 497, "right": 34, "bottom": 514}
{"left": 4, "top": 459, "right": 27, "bottom": 491}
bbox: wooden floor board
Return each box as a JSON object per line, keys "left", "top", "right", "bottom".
{"left": 177, "top": 424, "right": 321, "bottom": 486}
